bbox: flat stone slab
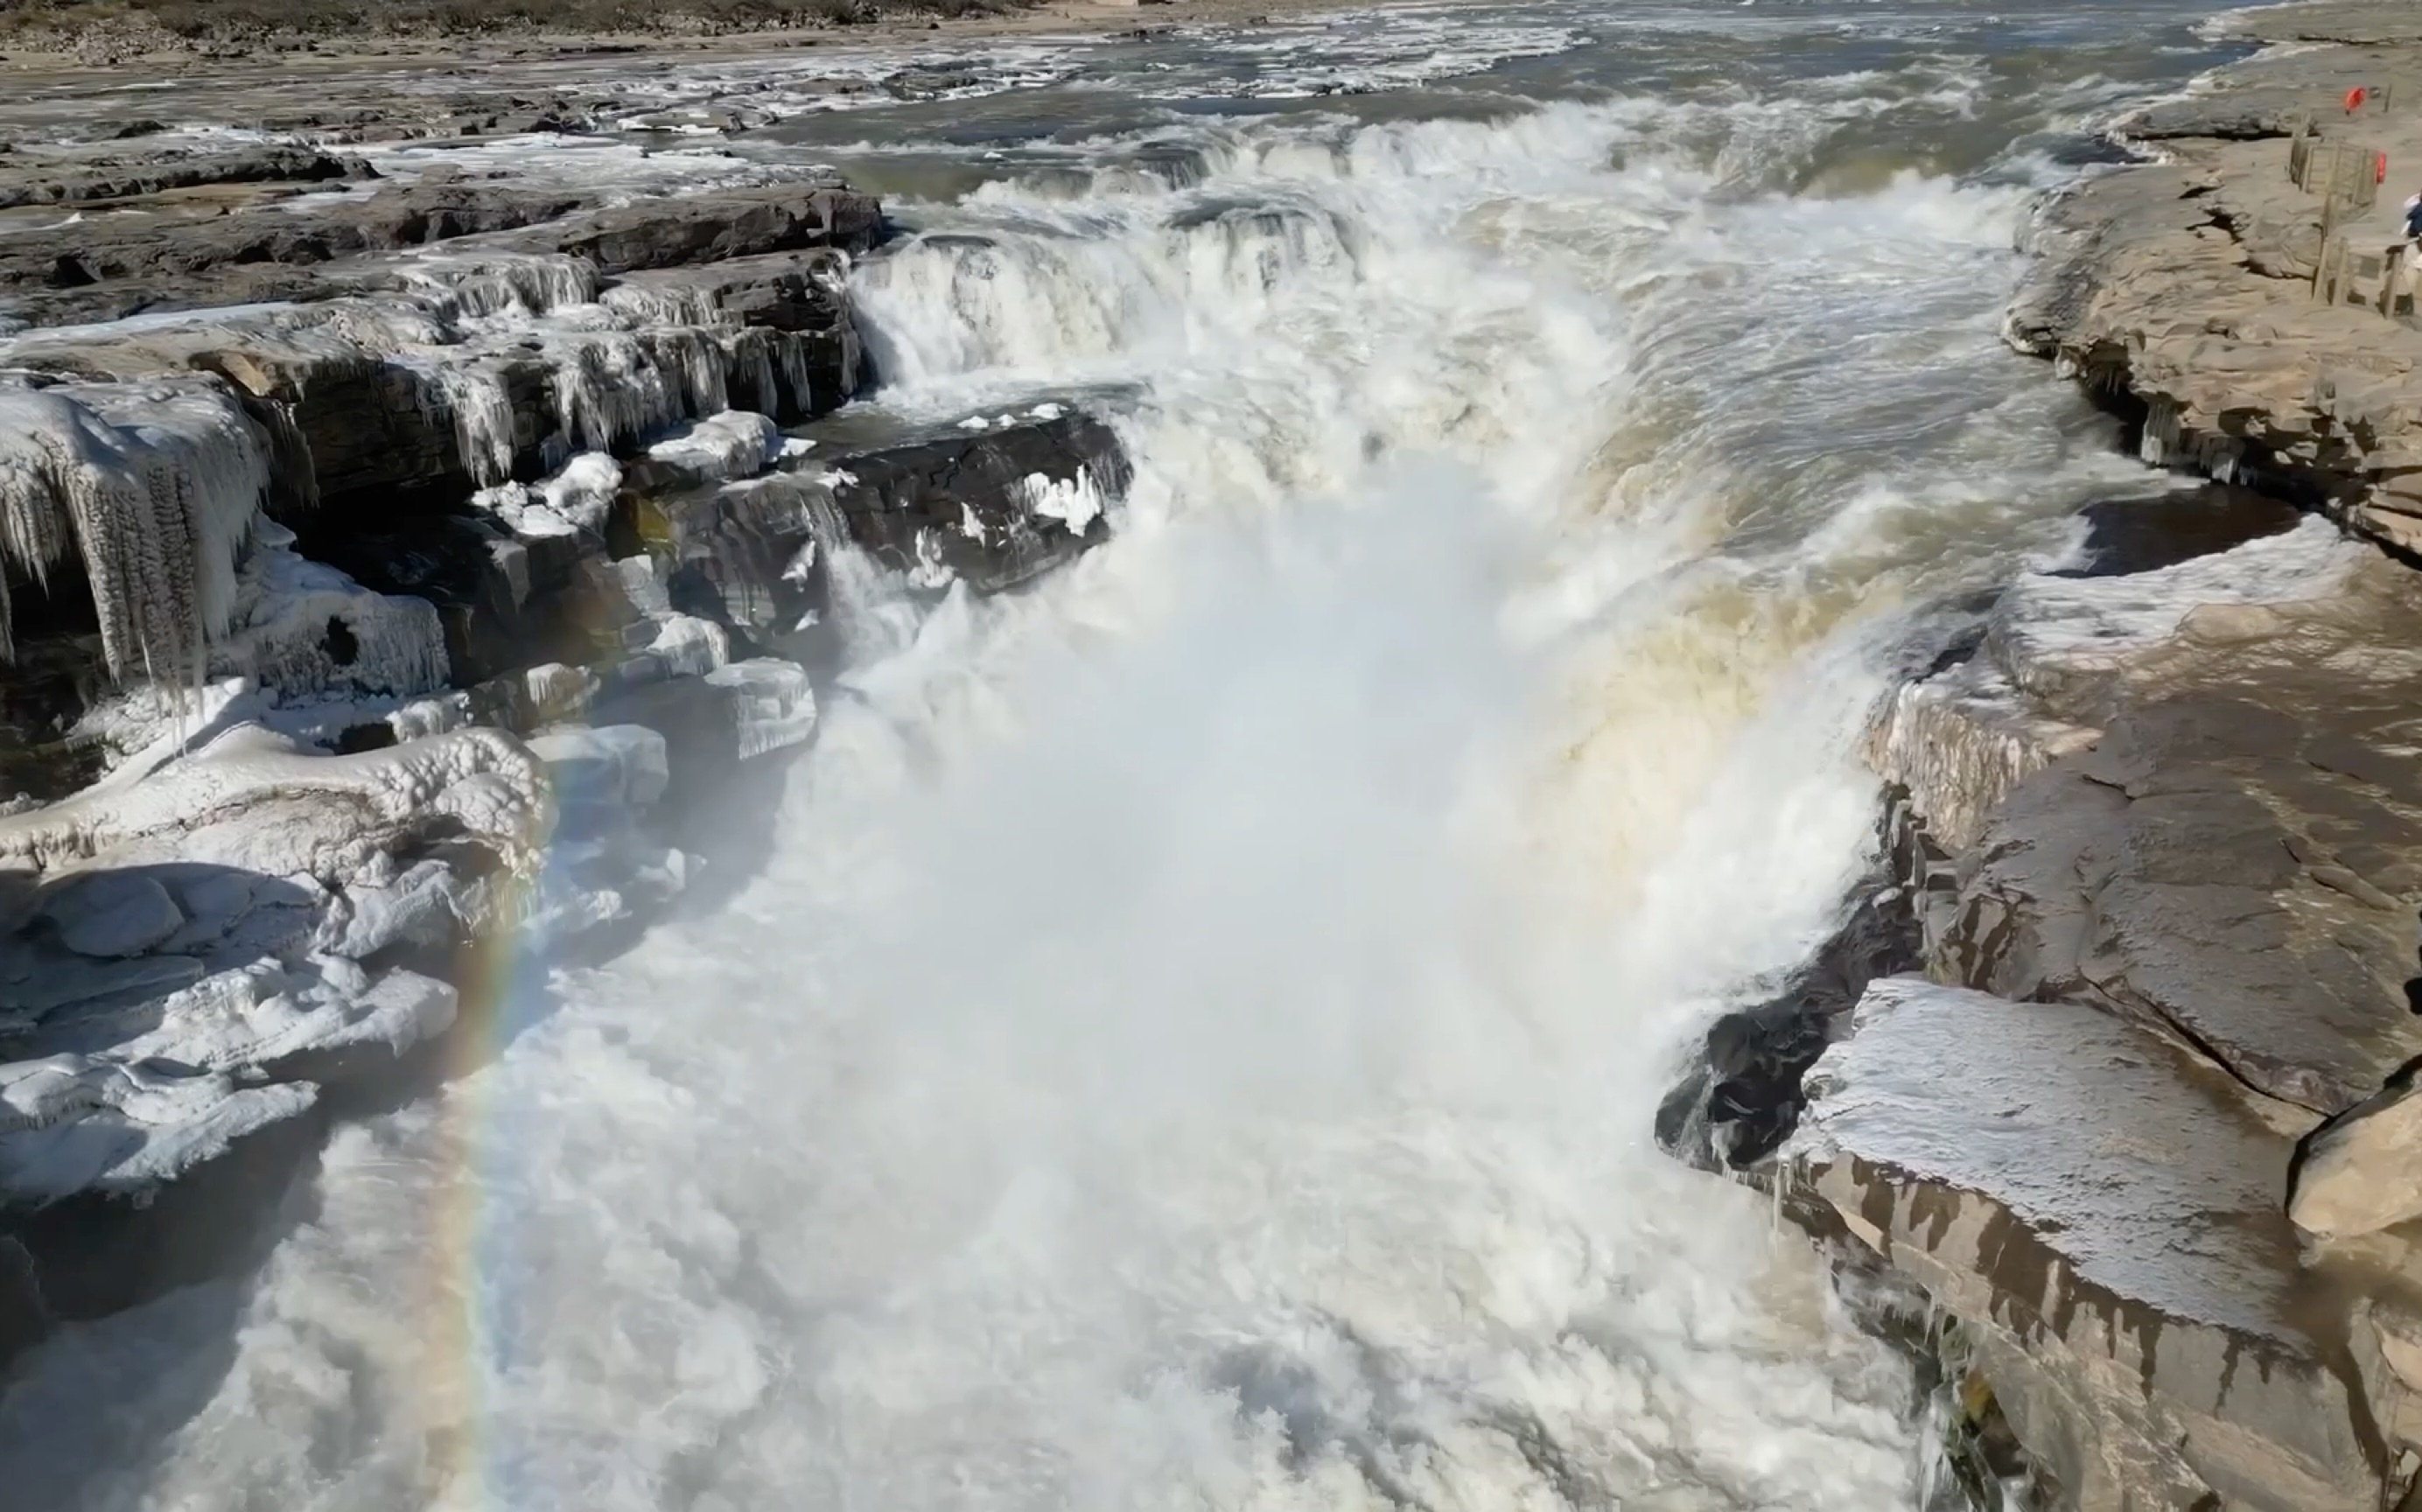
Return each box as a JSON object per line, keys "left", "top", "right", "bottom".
{"left": 1790, "top": 977, "right": 2370, "bottom": 1512}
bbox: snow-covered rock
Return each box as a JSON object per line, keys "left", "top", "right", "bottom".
{"left": 707, "top": 658, "right": 816, "bottom": 760}
{"left": 208, "top": 520, "right": 450, "bottom": 704}
{"left": 0, "top": 722, "right": 548, "bottom": 1208}
{"left": 0, "top": 723, "right": 545, "bottom": 879}
{"left": 643, "top": 410, "right": 782, "bottom": 485}
{"left": 35, "top": 872, "right": 184, "bottom": 959}
{"left": 647, "top": 613, "right": 730, "bottom": 679}
{"left": 528, "top": 723, "right": 671, "bottom": 810}
{"left": 542, "top": 451, "right": 623, "bottom": 528}
{"left": 0, "top": 1058, "right": 315, "bottom": 1203}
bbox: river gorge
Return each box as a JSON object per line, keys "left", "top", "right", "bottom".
{"left": 0, "top": 2, "right": 2399, "bottom": 1508}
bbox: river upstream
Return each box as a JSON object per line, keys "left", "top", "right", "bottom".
{"left": 0, "top": 2, "right": 2251, "bottom": 1507}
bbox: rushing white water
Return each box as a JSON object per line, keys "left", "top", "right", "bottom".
{"left": 0, "top": 4, "right": 2245, "bottom": 1508}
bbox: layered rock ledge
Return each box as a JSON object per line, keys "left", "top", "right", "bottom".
{"left": 1662, "top": 6, "right": 2422, "bottom": 1507}
{"left": 0, "top": 101, "right": 1130, "bottom": 1362}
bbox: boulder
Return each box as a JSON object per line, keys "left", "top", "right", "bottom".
{"left": 527, "top": 722, "right": 672, "bottom": 811}
{"left": 2292, "top": 1070, "right": 2422, "bottom": 1237}
{"left": 33, "top": 872, "right": 184, "bottom": 959}
{"left": 821, "top": 408, "right": 1130, "bottom": 592}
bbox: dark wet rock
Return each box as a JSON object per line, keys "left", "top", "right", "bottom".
{"left": 1656, "top": 830, "right": 1919, "bottom": 1171}
{"left": 634, "top": 408, "right": 1132, "bottom": 663}
{"left": 0, "top": 172, "right": 872, "bottom": 332}
{"left": 292, "top": 508, "right": 602, "bottom": 685}
{"left": 0, "top": 598, "right": 112, "bottom": 806}
{"left": 822, "top": 410, "right": 1130, "bottom": 592}
{"left": 0, "top": 146, "right": 371, "bottom": 211}
{"left": 0, "top": 180, "right": 589, "bottom": 298}
{"left": 541, "top": 182, "right": 883, "bottom": 276}
{"left": 2055, "top": 484, "right": 2302, "bottom": 578}
{"left": 884, "top": 67, "right": 979, "bottom": 100}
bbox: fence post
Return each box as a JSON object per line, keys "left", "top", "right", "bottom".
{"left": 2317, "top": 185, "right": 2340, "bottom": 300}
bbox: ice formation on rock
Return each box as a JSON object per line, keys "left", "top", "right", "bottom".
{"left": 209, "top": 520, "right": 450, "bottom": 702}
{"left": 0, "top": 724, "right": 545, "bottom": 879}
{"left": 0, "top": 376, "right": 269, "bottom": 679}
{"left": 528, "top": 724, "right": 671, "bottom": 810}
{"left": 0, "top": 709, "right": 556, "bottom": 1203}
{"left": 399, "top": 252, "right": 601, "bottom": 321}
{"left": 542, "top": 452, "right": 623, "bottom": 529}
{"left": 552, "top": 329, "right": 730, "bottom": 457}
{"left": 707, "top": 658, "right": 817, "bottom": 760}
{"left": 1019, "top": 465, "right": 1107, "bottom": 535}
{"left": 643, "top": 410, "right": 781, "bottom": 483}
{"left": 0, "top": 1058, "right": 316, "bottom": 1201}
{"left": 416, "top": 358, "right": 522, "bottom": 486}
{"left": 518, "top": 722, "right": 690, "bottom": 948}
{"left": 648, "top": 613, "right": 731, "bottom": 678}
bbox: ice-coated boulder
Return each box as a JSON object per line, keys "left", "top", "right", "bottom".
{"left": 0, "top": 1058, "right": 317, "bottom": 1203}
{"left": 34, "top": 872, "right": 185, "bottom": 960}
{"left": 643, "top": 410, "right": 783, "bottom": 486}
{"left": 707, "top": 659, "right": 816, "bottom": 760}
{"left": 528, "top": 723, "right": 673, "bottom": 810}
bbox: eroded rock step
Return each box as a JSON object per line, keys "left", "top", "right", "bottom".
{"left": 0, "top": 144, "right": 1133, "bottom": 1366}
{"left": 2006, "top": 2, "right": 2422, "bottom": 558}
{"left": 1663, "top": 475, "right": 2422, "bottom": 1508}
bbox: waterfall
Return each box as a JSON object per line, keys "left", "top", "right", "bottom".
{"left": 0, "top": 10, "right": 2237, "bottom": 1508}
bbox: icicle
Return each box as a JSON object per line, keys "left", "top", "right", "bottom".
{"left": 399, "top": 254, "right": 602, "bottom": 322}
{"left": 644, "top": 328, "right": 731, "bottom": 420}
{"left": 255, "top": 396, "right": 320, "bottom": 512}
{"left": 600, "top": 283, "right": 724, "bottom": 329}
{"left": 778, "top": 333, "right": 816, "bottom": 414}
{"left": 413, "top": 361, "right": 519, "bottom": 486}
{"left": 722, "top": 329, "right": 784, "bottom": 415}
{"left": 0, "top": 378, "right": 269, "bottom": 682}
